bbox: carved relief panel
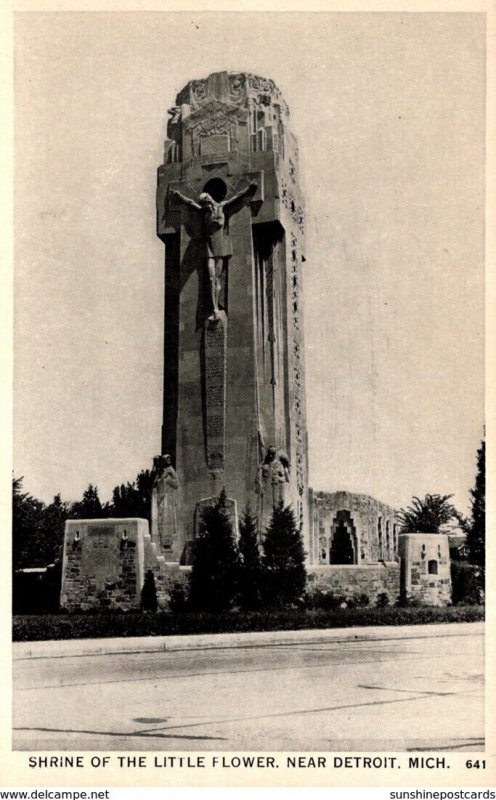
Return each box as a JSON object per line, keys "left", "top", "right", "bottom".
{"left": 290, "top": 230, "right": 305, "bottom": 497}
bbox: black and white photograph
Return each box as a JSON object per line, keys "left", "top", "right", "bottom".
{"left": 4, "top": 2, "right": 493, "bottom": 788}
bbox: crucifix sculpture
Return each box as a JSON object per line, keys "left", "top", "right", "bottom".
{"left": 170, "top": 180, "right": 258, "bottom": 320}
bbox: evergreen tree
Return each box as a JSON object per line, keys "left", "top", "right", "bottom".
{"left": 70, "top": 484, "right": 105, "bottom": 519}
{"left": 109, "top": 468, "right": 156, "bottom": 524}
{"left": 398, "top": 494, "right": 458, "bottom": 533}
{"left": 13, "top": 478, "right": 69, "bottom": 571}
{"left": 39, "top": 492, "right": 69, "bottom": 564}
{"left": 188, "top": 489, "right": 240, "bottom": 612}
{"left": 12, "top": 476, "right": 45, "bottom": 569}
{"left": 262, "top": 503, "right": 306, "bottom": 607}
{"left": 111, "top": 483, "right": 135, "bottom": 518}
{"left": 238, "top": 504, "right": 263, "bottom": 610}
{"left": 141, "top": 570, "right": 158, "bottom": 611}
{"left": 466, "top": 438, "right": 485, "bottom": 566}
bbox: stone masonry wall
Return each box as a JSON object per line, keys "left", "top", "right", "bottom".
{"left": 142, "top": 530, "right": 190, "bottom": 609}
{"left": 61, "top": 517, "right": 190, "bottom": 612}
{"left": 399, "top": 533, "right": 452, "bottom": 606}
{"left": 61, "top": 519, "right": 146, "bottom": 612}
{"left": 307, "top": 564, "right": 400, "bottom": 604}
{"left": 63, "top": 542, "right": 127, "bottom": 611}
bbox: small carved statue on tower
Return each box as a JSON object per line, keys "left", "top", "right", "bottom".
{"left": 167, "top": 106, "right": 181, "bottom": 138}
{"left": 170, "top": 181, "right": 258, "bottom": 320}
{"left": 151, "top": 454, "right": 179, "bottom": 550}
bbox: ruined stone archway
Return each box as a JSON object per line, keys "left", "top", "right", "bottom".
{"left": 330, "top": 510, "right": 358, "bottom": 565}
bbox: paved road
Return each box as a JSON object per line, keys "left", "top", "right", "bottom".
{"left": 13, "top": 625, "right": 484, "bottom": 751}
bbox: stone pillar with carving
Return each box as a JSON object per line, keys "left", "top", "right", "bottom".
{"left": 255, "top": 446, "right": 291, "bottom": 535}
{"left": 156, "top": 71, "right": 310, "bottom": 562}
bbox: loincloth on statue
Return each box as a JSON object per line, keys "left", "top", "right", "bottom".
{"left": 206, "top": 229, "right": 233, "bottom": 259}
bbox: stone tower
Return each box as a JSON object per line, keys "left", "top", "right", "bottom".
{"left": 156, "top": 72, "right": 309, "bottom": 563}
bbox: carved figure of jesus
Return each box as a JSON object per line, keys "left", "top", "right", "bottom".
{"left": 170, "top": 181, "right": 258, "bottom": 320}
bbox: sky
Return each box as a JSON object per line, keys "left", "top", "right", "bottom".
{"left": 13, "top": 11, "right": 485, "bottom": 514}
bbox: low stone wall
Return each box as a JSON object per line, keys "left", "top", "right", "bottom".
{"left": 143, "top": 531, "right": 190, "bottom": 609}
{"left": 61, "top": 517, "right": 192, "bottom": 612}
{"left": 307, "top": 563, "right": 400, "bottom": 604}
{"left": 156, "top": 563, "right": 191, "bottom": 609}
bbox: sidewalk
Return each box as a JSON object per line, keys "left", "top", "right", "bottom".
{"left": 13, "top": 620, "right": 484, "bottom": 660}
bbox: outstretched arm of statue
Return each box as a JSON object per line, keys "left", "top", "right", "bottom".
{"left": 169, "top": 189, "right": 201, "bottom": 211}
{"left": 223, "top": 181, "right": 258, "bottom": 216}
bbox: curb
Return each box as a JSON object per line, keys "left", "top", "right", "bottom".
{"left": 13, "top": 620, "right": 484, "bottom": 660}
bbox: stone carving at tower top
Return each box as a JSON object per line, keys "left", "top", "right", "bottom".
{"left": 175, "top": 72, "right": 290, "bottom": 116}
{"left": 160, "top": 71, "right": 294, "bottom": 166}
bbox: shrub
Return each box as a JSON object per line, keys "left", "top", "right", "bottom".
{"left": 305, "top": 591, "right": 369, "bottom": 611}
{"left": 168, "top": 582, "right": 189, "bottom": 613}
{"left": 141, "top": 570, "right": 158, "bottom": 612}
{"left": 396, "top": 593, "right": 424, "bottom": 608}
{"left": 451, "top": 562, "right": 484, "bottom": 605}
{"left": 13, "top": 605, "right": 485, "bottom": 642}
{"left": 376, "top": 592, "right": 390, "bottom": 608}
{"left": 353, "top": 593, "right": 370, "bottom": 607}
{"left": 305, "top": 588, "right": 341, "bottom": 611}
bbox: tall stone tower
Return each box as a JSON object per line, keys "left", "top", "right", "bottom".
{"left": 156, "top": 72, "right": 309, "bottom": 563}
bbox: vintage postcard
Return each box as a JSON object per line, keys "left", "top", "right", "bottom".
{"left": 2, "top": 0, "right": 494, "bottom": 791}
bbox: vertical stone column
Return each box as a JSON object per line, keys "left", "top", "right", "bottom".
{"left": 157, "top": 72, "right": 310, "bottom": 561}
{"left": 204, "top": 312, "right": 228, "bottom": 479}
